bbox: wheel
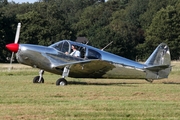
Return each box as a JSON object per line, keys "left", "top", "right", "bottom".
{"left": 56, "top": 78, "right": 67, "bottom": 86}
{"left": 33, "top": 76, "right": 44, "bottom": 83}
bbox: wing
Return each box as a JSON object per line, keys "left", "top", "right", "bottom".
{"left": 49, "top": 56, "right": 115, "bottom": 78}
{"left": 45, "top": 52, "right": 114, "bottom": 71}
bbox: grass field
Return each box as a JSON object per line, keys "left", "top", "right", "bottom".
{"left": 0, "top": 62, "right": 180, "bottom": 120}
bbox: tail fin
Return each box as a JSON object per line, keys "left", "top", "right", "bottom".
{"left": 144, "top": 43, "right": 171, "bottom": 79}
{"left": 145, "top": 43, "right": 171, "bottom": 66}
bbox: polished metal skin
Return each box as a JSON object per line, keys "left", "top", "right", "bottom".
{"left": 6, "top": 40, "right": 171, "bottom": 85}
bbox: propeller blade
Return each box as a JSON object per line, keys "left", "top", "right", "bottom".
{"left": 8, "top": 52, "right": 14, "bottom": 71}
{"left": 14, "top": 23, "right": 21, "bottom": 44}
{"left": 7, "top": 23, "right": 21, "bottom": 71}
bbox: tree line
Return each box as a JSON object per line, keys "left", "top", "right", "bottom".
{"left": 0, "top": 0, "right": 180, "bottom": 62}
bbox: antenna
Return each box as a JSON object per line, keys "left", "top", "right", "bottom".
{"left": 85, "top": 41, "right": 89, "bottom": 45}
{"left": 101, "top": 41, "right": 113, "bottom": 51}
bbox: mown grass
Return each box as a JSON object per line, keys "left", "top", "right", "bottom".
{"left": 0, "top": 62, "right": 180, "bottom": 120}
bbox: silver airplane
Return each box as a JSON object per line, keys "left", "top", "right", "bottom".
{"left": 6, "top": 23, "right": 171, "bottom": 86}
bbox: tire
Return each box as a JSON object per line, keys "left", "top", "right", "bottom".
{"left": 33, "top": 76, "right": 44, "bottom": 83}
{"left": 56, "top": 78, "right": 67, "bottom": 86}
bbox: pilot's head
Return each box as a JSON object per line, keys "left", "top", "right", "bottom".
{"left": 72, "top": 45, "right": 78, "bottom": 50}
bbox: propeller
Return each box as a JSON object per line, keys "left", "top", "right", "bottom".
{"left": 6, "top": 23, "right": 21, "bottom": 71}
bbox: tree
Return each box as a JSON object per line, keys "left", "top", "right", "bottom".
{"left": 144, "top": 5, "right": 180, "bottom": 60}
{"left": 139, "top": 0, "right": 178, "bottom": 30}
{"left": 125, "top": 0, "right": 149, "bottom": 27}
{"left": 0, "top": 12, "right": 17, "bottom": 62}
{"left": 17, "top": 11, "right": 51, "bottom": 45}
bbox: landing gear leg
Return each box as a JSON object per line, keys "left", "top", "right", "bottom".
{"left": 33, "top": 70, "right": 44, "bottom": 83}
{"left": 56, "top": 66, "right": 70, "bottom": 86}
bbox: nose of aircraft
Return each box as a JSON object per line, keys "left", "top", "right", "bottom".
{"left": 6, "top": 43, "right": 19, "bottom": 53}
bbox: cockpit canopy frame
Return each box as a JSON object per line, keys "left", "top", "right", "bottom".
{"left": 50, "top": 40, "right": 101, "bottom": 59}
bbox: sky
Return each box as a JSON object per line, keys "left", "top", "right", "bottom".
{"left": 11, "top": 0, "right": 37, "bottom": 3}
{"left": 12, "top": 0, "right": 108, "bottom": 4}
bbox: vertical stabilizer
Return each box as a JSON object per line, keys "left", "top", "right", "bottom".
{"left": 145, "top": 43, "right": 171, "bottom": 66}
{"left": 144, "top": 43, "right": 171, "bottom": 80}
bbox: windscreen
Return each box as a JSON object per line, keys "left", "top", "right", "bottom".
{"left": 51, "top": 41, "right": 70, "bottom": 53}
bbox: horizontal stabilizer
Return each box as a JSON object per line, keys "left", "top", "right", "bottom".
{"left": 145, "top": 65, "right": 170, "bottom": 71}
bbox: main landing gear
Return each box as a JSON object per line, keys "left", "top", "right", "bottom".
{"left": 33, "top": 70, "right": 44, "bottom": 83}
{"left": 33, "top": 66, "right": 70, "bottom": 86}
{"left": 55, "top": 65, "right": 70, "bottom": 86}
{"left": 56, "top": 78, "right": 67, "bottom": 86}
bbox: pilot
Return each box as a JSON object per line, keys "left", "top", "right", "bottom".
{"left": 69, "top": 45, "right": 80, "bottom": 57}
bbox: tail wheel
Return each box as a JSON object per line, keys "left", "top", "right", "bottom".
{"left": 145, "top": 79, "right": 153, "bottom": 83}
{"left": 33, "top": 76, "right": 44, "bottom": 83}
{"left": 56, "top": 78, "right": 67, "bottom": 86}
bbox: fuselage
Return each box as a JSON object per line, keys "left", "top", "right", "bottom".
{"left": 15, "top": 40, "right": 147, "bottom": 79}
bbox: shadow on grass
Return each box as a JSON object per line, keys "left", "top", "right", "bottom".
{"left": 163, "top": 82, "right": 180, "bottom": 84}
{"left": 67, "top": 80, "right": 180, "bottom": 85}
{"left": 67, "top": 81, "right": 144, "bottom": 86}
